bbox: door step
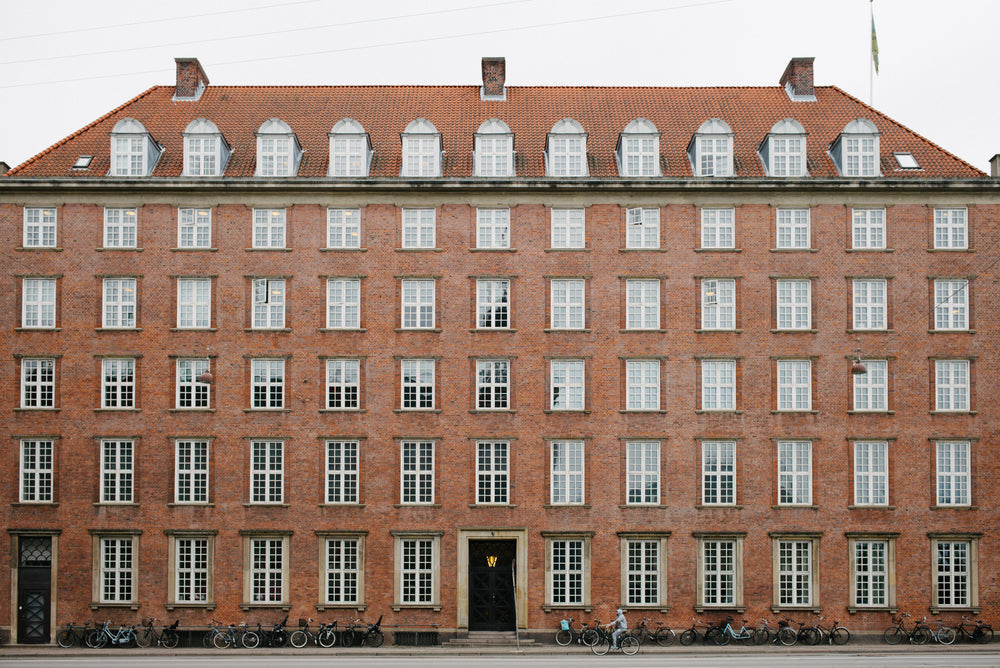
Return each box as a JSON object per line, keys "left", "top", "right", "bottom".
{"left": 443, "top": 631, "right": 536, "bottom": 646}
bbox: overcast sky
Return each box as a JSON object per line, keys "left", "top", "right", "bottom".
{"left": 2, "top": 0, "right": 998, "bottom": 173}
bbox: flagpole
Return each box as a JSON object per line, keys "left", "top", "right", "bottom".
{"left": 869, "top": 0, "right": 874, "bottom": 105}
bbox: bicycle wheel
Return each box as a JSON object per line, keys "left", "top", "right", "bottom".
{"left": 341, "top": 629, "right": 356, "bottom": 647}
{"left": 123, "top": 628, "right": 137, "bottom": 648}
{"left": 654, "top": 628, "right": 676, "bottom": 647}
{"left": 800, "top": 627, "right": 820, "bottom": 646}
{"left": 910, "top": 626, "right": 932, "bottom": 645}
{"left": 202, "top": 631, "right": 215, "bottom": 648}
{"left": 86, "top": 630, "right": 107, "bottom": 649}
{"left": 883, "top": 627, "right": 904, "bottom": 644}
{"left": 706, "top": 626, "right": 726, "bottom": 645}
{"left": 591, "top": 636, "right": 610, "bottom": 655}
{"left": 289, "top": 630, "right": 309, "bottom": 648}
{"left": 317, "top": 629, "right": 338, "bottom": 648}
{"left": 241, "top": 631, "right": 260, "bottom": 649}
{"left": 621, "top": 636, "right": 640, "bottom": 655}
{"left": 974, "top": 626, "right": 994, "bottom": 644}
{"left": 555, "top": 629, "right": 572, "bottom": 646}
{"left": 581, "top": 628, "right": 599, "bottom": 646}
{"left": 777, "top": 627, "right": 797, "bottom": 646}
{"left": 162, "top": 629, "right": 180, "bottom": 649}
{"left": 368, "top": 630, "right": 384, "bottom": 647}
{"left": 713, "top": 628, "right": 730, "bottom": 646}
{"left": 272, "top": 629, "right": 288, "bottom": 647}
{"left": 679, "top": 629, "right": 697, "bottom": 646}
{"left": 937, "top": 627, "right": 957, "bottom": 645}
{"left": 56, "top": 629, "right": 77, "bottom": 648}
{"left": 752, "top": 628, "right": 770, "bottom": 645}
{"left": 831, "top": 627, "right": 850, "bottom": 645}
{"left": 627, "top": 628, "right": 644, "bottom": 644}
{"left": 212, "top": 631, "right": 230, "bottom": 649}
{"left": 135, "top": 628, "right": 154, "bottom": 648}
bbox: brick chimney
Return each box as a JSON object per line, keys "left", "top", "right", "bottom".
{"left": 174, "top": 57, "right": 209, "bottom": 101}
{"left": 780, "top": 57, "right": 815, "bottom": 101}
{"left": 481, "top": 57, "right": 506, "bottom": 100}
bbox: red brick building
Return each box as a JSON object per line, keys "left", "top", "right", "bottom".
{"left": 2, "top": 56, "right": 999, "bottom": 644}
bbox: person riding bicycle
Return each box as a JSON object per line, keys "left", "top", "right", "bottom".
{"left": 606, "top": 608, "right": 627, "bottom": 649}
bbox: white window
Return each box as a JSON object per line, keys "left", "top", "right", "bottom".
{"left": 550, "top": 279, "right": 584, "bottom": 329}
{"left": 476, "top": 279, "right": 509, "bottom": 329}
{"left": 177, "top": 278, "right": 211, "bottom": 329}
{"left": 550, "top": 360, "right": 584, "bottom": 411}
{"left": 102, "top": 278, "right": 136, "bottom": 328}
{"left": 551, "top": 441, "right": 584, "bottom": 505}
{"left": 101, "top": 358, "right": 135, "bottom": 409}
{"left": 935, "top": 360, "right": 969, "bottom": 412}
{"left": 777, "top": 441, "right": 812, "bottom": 505}
{"left": 249, "top": 537, "right": 285, "bottom": 602}
{"left": 853, "top": 279, "right": 886, "bottom": 330}
{"left": 546, "top": 119, "right": 587, "bottom": 177}
{"left": 618, "top": 119, "right": 660, "bottom": 176}
{"left": 476, "top": 441, "right": 509, "bottom": 505}
{"left": 103, "top": 208, "right": 137, "bottom": 248}
{"left": 185, "top": 135, "right": 218, "bottom": 176}
{"left": 175, "top": 439, "right": 209, "bottom": 504}
{"left": 934, "top": 279, "right": 969, "bottom": 330}
{"left": 256, "top": 118, "right": 300, "bottom": 177}
{"left": 176, "top": 359, "right": 210, "bottom": 409}
{"left": 252, "top": 278, "right": 285, "bottom": 329}
{"left": 776, "top": 209, "right": 810, "bottom": 249}
{"left": 852, "top": 539, "right": 889, "bottom": 608}
{"left": 99, "top": 537, "right": 134, "bottom": 603}
{"left": 854, "top": 441, "right": 888, "bottom": 506}
{"left": 326, "top": 278, "right": 360, "bottom": 329}
{"left": 401, "top": 440, "right": 434, "bottom": 504}
{"left": 776, "top": 279, "right": 811, "bottom": 330}
{"left": 625, "top": 207, "right": 659, "bottom": 249}
{"left": 399, "top": 537, "right": 436, "bottom": 604}
{"left": 324, "top": 537, "right": 361, "bottom": 604}
{"left": 19, "top": 439, "right": 53, "bottom": 503}
{"left": 325, "top": 440, "right": 359, "bottom": 504}
{"left": 23, "top": 207, "right": 57, "bottom": 248}
{"left": 551, "top": 208, "right": 585, "bottom": 249}
{"left": 401, "top": 359, "right": 434, "bottom": 409}
{"left": 701, "top": 360, "right": 735, "bottom": 411}
{"left": 701, "top": 539, "right": 736, "bottom": 606}
{"left": 777, "top": 360, "right": 811, "bottom": 411}
{"left": 549, "top": 538, "right": 584, "bottom": 604}
{"left": 326, "top": 359, "right": 360, "bottom": 410}
{"left": 626, "top": 441, "right": 659, "bottom": 505}
{"left": 178, "top": 208, "right": 212, "bottom": 248}
{"left": 174, "top": 536, "right": 210, "bottom": 603}
{"left": 777, "top": 540, "right": 813, "bottom": 606}
{"left": 700, "top": 208, "right": 734, "bottom": 249}
{"left": 475, "top": 120, "right": 514, "bottom": 177}
{"left": 100, "top": 439, "right": 133, "bottom": 504}
{"left": 701, "top": 441, "right": 735, "bottom": 505}
{"left": 626, "top": 279, "right": 659, "bottom": 330}
{"left": 401, "top": 279, "right": 435, "bottom": 329}
{"left": 250, "top": 440, "right": 283, "bottom": 504}
{"left": 476, "top": 359, "right": 509, "bottom": 410}
{"left": 625, "top": 539, "right": 661, "bottom": 606}
{"left": 20, "top": 358, "right": 54, "bottom": 408}
{"left": 692, "top": 119, "right": 733, "bottom": 177}
{"left": 853, "top": 360, "right": 887, "bottom": 412}
{"left": 852, "top": 208, "right": 886, "bottom": 249}
{"left": 327, "top": 208, "right": 361, "bottom": 248}
{"left": 936, "top": 441, "right": 970, "bottom": 506}
{"left": 626, "top": 360, "right": 659, "bottom": 411}
{"left": 252, "top": 209, "right": 286, "bottom": 248}
{"left": 835, "top": 119, "right": 880, "bottom": 177}
{"left": 934, "top": 540, "right": 971, "bottom": 607}
{"left": 934, "top": 208, "right": 967, "bottom": 249}
{"left": 701, "top": 279, "right": 735, "bottom": 330}
{"left": 111, "top": 118, "right": 161, "bottom": 177}
{"left": 769, "top": 134, "right": 805, "bottom": 177}
{"left": 476, "top": 208, "right": 510, "bottom": 249}
{"left": 251, "top": 359, "right": 284, "bottom": 409}
{"left": 402, "top": 208, "right": 436, "bottom": 249}
{"left": 22, "top": 278, "right": 56, "bottom": 328}
{"left": 402, "top": 119, "right": 442, "bottom": 177}
{"left": 329, "top": 118, "right": 371, "bottom": 177}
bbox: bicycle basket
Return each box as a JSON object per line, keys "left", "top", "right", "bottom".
{"left": 560, "top": 619, "right": 570, "bottom": 631}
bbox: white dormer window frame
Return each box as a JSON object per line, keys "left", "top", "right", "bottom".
{"left": 545, "top": 119, "right": 588, "bottom": 177}
{"left": 401, "top": 118, "right": 442, "bottom": 177}
{"left": 761, "top": 119, "right": 807, "bottom": 177}
{"left": 328, "top": 118, "right": 372, "bottom": 177}
{"left": 474, "top": 118, "right": 515, "bottom": 177}
{"left": 109, "top": 118, "right": 162, "bottom": 177}
{"left": 831, "top": 119, "right": 881, "bottom": 178}
{"left": 689, "top": 119, "right": 733, "bottom": 177}
{"left": 183, "top": 118, "right": 230, "bottom": 177}
{"left": 256, "top": 118, "right": 303, "bottom": 178}
{"left": 617, "top": 119, "right": 661, "bottom": 177}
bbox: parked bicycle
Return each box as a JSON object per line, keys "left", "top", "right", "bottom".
{"left": 956, "top": 615, "right": 994, "bottom": 644}
{"left": 555, "top": 617, "right": 598, "bottom": 646}
{"left": 342, "top": 615, "right": 384, "bottom": 647}
{"left": 590, "top": 623, "right": 640, "bottom": 655}
{"left": 920, "top": 617, "right": 956, "bottom": 645}
{"left": 135, "top": 618, "right": 180, "bottom": 648}
{"left": 884, "top": 613, "right": 930, "bottom": 645}
{"left": 245, "top": 615, "right": 289, "bottom": 648}
{"left": 713, "top": 616, "right": 755, "bottom": 645}
{"left": 679, "top": 617, "right": 724, "bottom": 645}
{"left": 802, "top": 615, "right": 850, "bottom": 645}
{"left": 316, "top": 620, "right": 340, "bottom": 648}
{"left": 290, "top": 618, "right": 321, "bottom": 648}
{"left": 86, "top": 620, "right": 136, "bottom": 648}
{"left": 628, "top": 616, "right": 675, "bottom": 646}
{"left": 751, "top": 618, "right": 796, "bottom": 646}
{"left": 56, "top": 622, "right": 92, "bottom": 648}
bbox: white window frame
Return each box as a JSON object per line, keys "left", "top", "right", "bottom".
{"left": 476, "top": 359, "right": 509, "bottom": 410}
{"left": 247, "top": 536, "right": 287, "bottom": 603}
{"left": 401, "top": 279, "right": 435, "bottom": 329}
{"left": 853, "top": 441, "right": 888, "bottom": 506}
{"left": 934, "top": 279, "right": 968, "bottom": 330}
{"left": 251, "top": 359, "right": 285, "bottom": 409}
{"left": 22, "top": 277, "right": 56, "bottom": 329}
{"left": 699, "top": 537, "right": 739, "bottom": 608}
{"left": 844, "top": 135, "right": 879, "bottom": 177}
{"left": 401, "top": 208, "right": 436, "bottom": 249}
{"left": 769, "top": 135, "right": 805, "bottom": 177}
{"left": 23, "top": 207, "right": 57, "bottom": 248}
{"left": 776, "top": 279, "right": 812, "bottom": 330}
{"left": 701, "top": 441, "right": 735, "bottom": 506}
{"left": 696, "top": 134, "right": 733, "bottom": 177}
{"left": 550, "top": 279, "right": 585, "bottom": 330}
{"left": 700, "top": 208, "right": 735, "bottom": 249}
{"left": 626, "top": 279, "right": 659, "bottom": 330}
{"left": 250, "top": 440, "right": 284, "bottom": 504}
{"left": 323, "top": 536, "right": 362, "bottom": 605}
{"left": 101, "top": 358, "right": 135, "bottom": 409}
{"left": 777, "top": 441, "right": 812, "bottom": 506}
{"left": 550, "top": 441, "right": 584, "bottom": 505}
{"left": 476, "top": 441, "right": 509, "bottom": 505}
{"left": 776, "top": 538, "right": 816, "bottom": 608}
{"left": 400, "top": 440, "right": 434, "bottom": 505}
{"left": 853, "top": 359, "right": 888, "bottom": 412}
{"left": 624, "top": 538, "right": 662, "bottom": 607}
{"left": 325, "top": 359, "right": 360, "bottom": 410}
{"left": 173, "top": 535, "right": 212, "bottom": 604}
{"left": 176, "top": 359, "right": 210, "bottom": 410}
{"left": 550, "top": 208, "right": 585, "bottom": 249}
{"left": 547, "top": 135, "right": 587, "bottom": 177}
{"left": 936, "top": 441, "right": 971, "bottom": 506}
{"left": 330, "top": 136, "right": 368, "bottom": 177}
{"left": 98, "top": 536, "right": 135, "bottom": 603}
{"left": 626, "top": 360, "right": 659, "bottom": 411}
{"left": 20, "top": 358, "right": 55, "bottom": 409}
{"left": 476, "top": 208, "right": 510, "bottom": 249}
{"left": 184, "top": 134, "right": 220, "bottom": 177}
{"left": 252, "top": 208, "right": 286, "bottom": 249}
{"left": 932, "top": 538, "right": 975, "bottom": 609}
{"left": 178, "top": 208, "right": 212, "bottom": 249}
{"left": 476, "top": 279, "right": 510, "bottom": 329}
{"left": 701, "top": 279, "right": 735, "bottom": 330}
{"left": 103, "top": 208, "right": 137, "bottom": 249}
{"left": 776, "top": 209, "right": 810, "bottom": 249}
{"left": 935, "top": 360, "right": 969, "bottom": 412}
{"left": 100, "top": 439, "right": 134, "bottom": 504}
{"left": 102, "top": 277, "right": 137, "bottom": 329}
{"left": 547, "top": 536, "right": 587, "bottom": 606}
{"left": 934, "top": 208, "right": 968, "bottom": 250}
{"left": 175, "top": 439, "right": 209, "bottom": 504}
{"left": 19, "top": 439, "right": 54, "bottom": 503}
{"left": 257, "top": 136, "right": 294, "bottom": 177}
{"left": 326, "top": 278, "right": 360, "bottom": 329}
{"left": 701, "top": 360, "right": 735, "bottom": 412}
{"left": 252, "top": 278, "right": 285, "bottom": 329}
{"left": 849, "top": 537, "right": 893, "bottom": 610}
{"left": 327, "top": 208, "right": 361, "bottom": 248}
{"left": 550, "top": 360, "right": 584, "bottom": 411}
{"left": 776, "top": 359, "right": 812, "bottom": 412}
{"left": 397, "top": 535, "right": 438, "bottom": 606}
{"left": 625, "top": 207, "right": 660, "bottom": 249}
{"left": 325, "top": 440, "right": 359, "bottom": 504}
{"left": 853, "top": 279, "right": 886, "bottom": 330}
{"left": 475, "top": 134, "right": 514, "bottom": 177}
{"left": 621, "top": 135, "right": 659, "bottom": 177}
{"left": 401, "top": 359, "right": 434, "bottom": 410}
{"left": 402, "top": 133, "right": 441, "bottom": 177}
{"left": 177, "top": 278, "right": 211, "bottom": 329}
{"left": 626, "top": 441, "right": 660, "bottom": 505}
{"left": 852, "top": 208, "right": 886, "bottom": 249}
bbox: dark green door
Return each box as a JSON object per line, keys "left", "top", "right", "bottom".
{"left": 17, "top": 536, "right": 52, "bottom": 644}
{"left": 468, "top": 540, "right": 516, "bottom": 631}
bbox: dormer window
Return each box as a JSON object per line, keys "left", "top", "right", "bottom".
{"left": 616, "top": 119, "right": 660, "bottom": 177}
{"left": 474, "top": 119, "right": 514, "bottom": 177}
{"left": 109, "top": 118, "right": 162, "bottom": 177}
{"left": 183, "top": 118, "right": 230, "bottom": 177}
{"left": 401, "top": 118, "right": 442, "bottom": 177}
{"left": 328, "top": 118, "right": 372, "bottom": 177}
{"left": 830, "top": 119, "right": 880, "bottom": 177}
{"left": 689, "top": 119, "right": 733, "bottom": 177}
{"left": 256, "top": 119, "right": 302, "bottom": 177}
{"left": 761, "top": 119, "right": 807, "bottom": 177}
{"left": 546, "top": 119, "right": 587, "bottom": 177}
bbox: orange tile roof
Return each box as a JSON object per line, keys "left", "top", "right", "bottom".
{"left": 5, "top": 84, "right": 984, "bottom": 179}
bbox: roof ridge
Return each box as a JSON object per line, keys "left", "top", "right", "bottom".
{"left": 5, "top": 85, "right": 161, "bottom": 176}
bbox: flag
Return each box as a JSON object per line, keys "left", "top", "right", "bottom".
{"left": 871, "top": 9, "right": 879, "bottom": 74}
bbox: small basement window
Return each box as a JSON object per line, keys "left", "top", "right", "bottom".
{"left": 893, "top": 152, "right": 920, "bottom": 169}
{"left": 73, "top": 155, "right": 93, "bottom": 169}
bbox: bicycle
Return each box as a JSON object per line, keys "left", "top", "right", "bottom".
{"left": 245, "top": 615, "right": 289, "bottom": 648}
{"left": 628, "top": 617, "right": 675, "bottom": 646}
{"left": 342, "top": 614, "right": 384, "bottom": 647}
{"left": 956, "top": 615, "right": 994, "bottom": 644}
{"left": 135, "top": 618, "right": 181, "bottom": 649}
{"left": 590, "top": 624, "right": 640, "bottom": 656}
{"left": 56, "top": 622, "right": 92, "bottom": 648}
{"left": 713, "top": 616, "right": 755, "bottom": 645}
{"left": 290, "top": 618, "right": 321, "bottom": 648}
{"left": 86, "top": 620, "right": 136, "bottom": 648}
{"left": 679, "top": 617, "right": 724, "bottom": 645}
{"left": 803, "top": 615, "right": 850, "bottom": 645}
{"left": 883, "top": 613, "right": 930, "bottom": 645}
{"left": 555, "top": 617, "right": 599, "bottom": 646}
{"left": 921, "top": 617, "right": 956, "bottom": 645}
